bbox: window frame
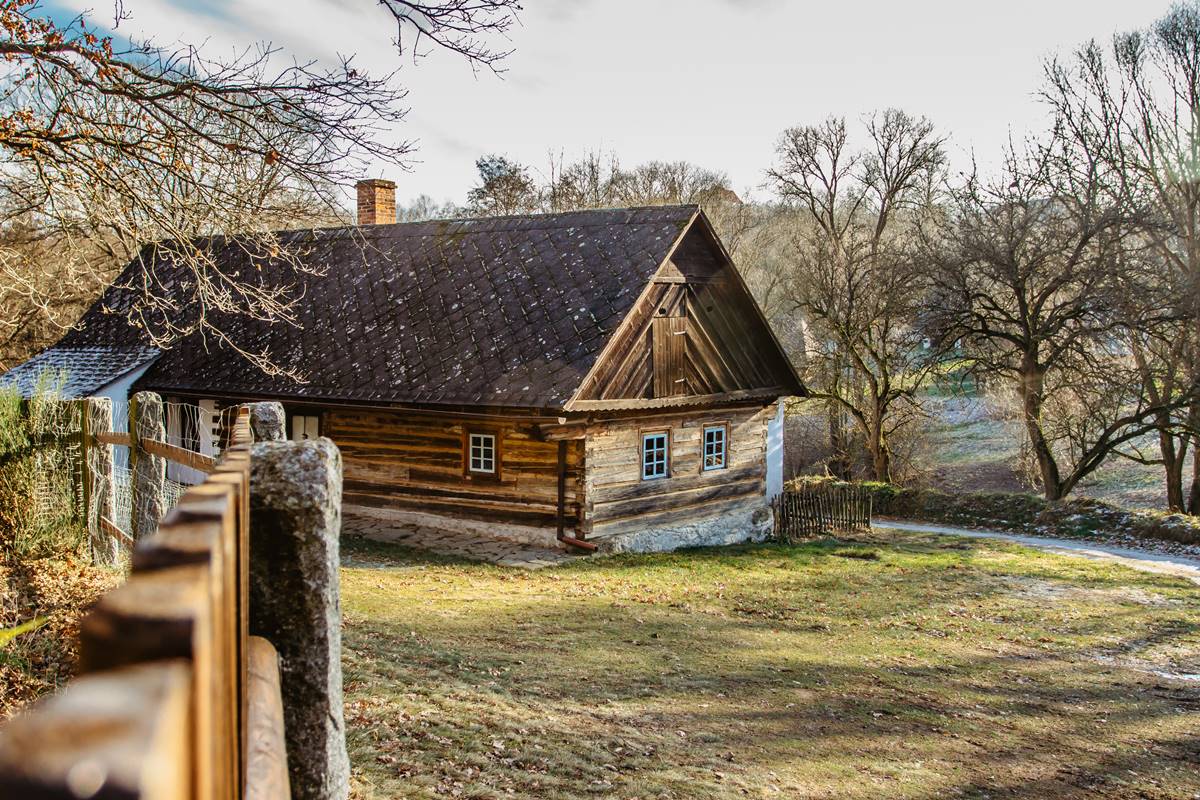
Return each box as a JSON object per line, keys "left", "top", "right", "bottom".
{"left": 641, "top": 430, "right": 670, "bottom": 481}
{"left": 286, "top": 407, "right": 322, "bottom": 442}
{"left": 465, "top": 430, "right": 500, "bottom": 478}
{"left": 702, "top": 422, "right": 729, "bottom": 472}
{"left": 290, "top": 415, "right": 321, "bottom": 442}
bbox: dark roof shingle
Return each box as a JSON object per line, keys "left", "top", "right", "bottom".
{"left": 0, "top": 345, "right": 160, "bottom": 398}
{"left": 59, "top": 205, "right": 698, "bottom": 409}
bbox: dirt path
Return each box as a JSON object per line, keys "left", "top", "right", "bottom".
{"left": 876, "top": 519, "right": 1200, "bottom": 586}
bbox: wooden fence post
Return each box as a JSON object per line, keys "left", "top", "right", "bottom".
{"left": 212, "top": 445, "right": 252, "bottom": 791}
{"left": 131, "top": 391, "right": 167, "bottom": 540}
{"left": 0, "top": 403, "right": 289, "bottom": 800}
{"left": 79, "top": 564, "right": 218, "bottom": 800}
{"left": 246, "top": 637, "right": 290, "bottom": 800}
{"left": 131, "top": 483, "right": 241, "bottom": 800}
{"left": 0, "top": 661, "right": 193, "bottom": 799}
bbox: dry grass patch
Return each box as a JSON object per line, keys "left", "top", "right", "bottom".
{"left": 341, "top": 532, "right": 1200, "bottom": 799}
{"left": 0, "top": 555, "right": 122, "bottom": 718}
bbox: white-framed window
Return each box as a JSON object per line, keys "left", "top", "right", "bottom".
{"left": 291, "top": 415, "right": 320, "bottom": 442}
{"left": 468, "top": 432, "right": 496, "bottom": 474}
{"left": 642, "top": 432, "right": 669, "bottom": 480}
{"left": 703, "top": 424, "right": 728, "bottom": 471}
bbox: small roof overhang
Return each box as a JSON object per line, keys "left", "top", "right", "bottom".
{"left": 0, "top": 345, "right": 161, "bottom": 398}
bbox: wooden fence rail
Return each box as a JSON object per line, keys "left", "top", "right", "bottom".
{"left": 772, "top": 483, "right": 872, "bottom": 541}
{"left": 73, "top": 393, "right": 231, "bottom": 559}
{"left": 0, "top": 406, "right": 290, "bottom": 800}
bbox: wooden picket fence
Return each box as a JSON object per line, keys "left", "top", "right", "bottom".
{"left": 0, "top": 406, "right": 290, "bottom": 800}
{"left": 773, "top": 482, "right": 872, "bottom": 541}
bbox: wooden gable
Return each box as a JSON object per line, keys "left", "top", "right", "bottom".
{"left": 566, "top": 214, "right": 803, "bottom": 410}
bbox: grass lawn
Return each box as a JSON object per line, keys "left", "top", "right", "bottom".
{"left": 341, "top": 532, "right": 1200, "bottom": 799}
{"left": 923, "top": 414, "right": 1166, "bottom": 511}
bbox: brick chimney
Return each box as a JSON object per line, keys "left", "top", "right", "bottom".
{"left": 356, "top": 178, "right": 396, "bottom": 225}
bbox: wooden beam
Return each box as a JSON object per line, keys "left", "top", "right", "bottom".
{"left": 591, "top": 476, "right": 764, "bottom": 523}
{"left": 536, "top": 421, "right": 588, "bottom": 441}
{"left": 101, "top": 515, "right": 134, "bottom": 545}
{"left": 245, "top": 637, "right": 290, "bottom": 800}
{"left": 209, "top": 443, "right": 252, "bottom": 794}
{"left": 78, "top": 564, "right": 220, "bottom": 800}
{"left": 96, "top": 431, "right": 133, "bottom": 447}
{"left": 556, "top": 440, "right": 567, "bottom": 542}
{"left": 141, "top": 438, "right": 218, "bottom": 473}
{"left": 0, "top": 661, "right": 193, "bottom": 800}
{"left": 567, "top": 387, "right": 783, "bottom": 412}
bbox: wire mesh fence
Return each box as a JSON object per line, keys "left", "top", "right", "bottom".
{"left": 0, "top": 389, "right": 86, "bottom": 559}
{"left": 108, "top": 465, "right": 185, "bottom": 538}
{"left": 1, "top": 387, "right": 238, "bottom": 564}
{"left": 112, "top": 464, "right": 132, "bottom": 537}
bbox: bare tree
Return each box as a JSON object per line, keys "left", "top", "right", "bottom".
{"left": 0, "top": 0, "right": 521, "bottom": 374}
{"left": 924, "top": 135, "right": 1183, "bottom": 501}
{"left": 544, "top": 150, "right": 624, "bottom": 212}
{"left": 767, "top": 110, "right": 947, "bottom": 482}
{"left": 376, "top": 0, "right": 521, "bottom": 70}
{"left": 541, "top": 150, "right": 734, "bottom": 212}
{"left": 1041, "top": 2, "right": 1200, "bottom": 512}
{"left": 396, "top": 193, "right": 461, "bottom": 222}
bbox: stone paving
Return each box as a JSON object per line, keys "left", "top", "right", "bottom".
{"left": 342, "top": 512, "right": 588, "bottom": 569}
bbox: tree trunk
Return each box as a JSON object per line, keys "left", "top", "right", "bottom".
{"left": 867, "top": 399, "right": 892, "bottom": 483}
{"left": 1159, "top": 426, "right": 1185, "bottom": 512}
{"left": 827, "top": 401, "right": 852, "bottom": 481}
{"left": 1189, "top": 433, "right": 1200, "bottom": 516}
{"left": 870, "top": 443, "right": 891, "bottom": 484}
{"left": 1019, "top": 358, "right": 1064, "bottom": 501}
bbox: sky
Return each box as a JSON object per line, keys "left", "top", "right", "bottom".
{"left": 53, "top": 0, "right": 1176, "bottom": 208}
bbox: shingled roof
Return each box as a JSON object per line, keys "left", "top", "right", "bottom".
{"left": 0, "top": 345, "right": 160, "bottom": 398}
{"left": 57, "top": 205, "right": 700, "bottom": 410}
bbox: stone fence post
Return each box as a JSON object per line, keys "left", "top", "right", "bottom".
{"left": 248, "top": 436, "right": 347, "bottom": 800}
{"left": 247, "top": 402, "right": 287, "bottom": 442}
{"left": 130, "top": 391, "right": 167, "bottom": 540}
{"left": 83, "top": 397, "right": 119, "bottom": 565}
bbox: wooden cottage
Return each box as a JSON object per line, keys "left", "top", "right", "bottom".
{"left": 7, "top": 183, "right": 804, "bottom": 552}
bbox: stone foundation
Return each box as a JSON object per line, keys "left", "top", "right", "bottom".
{"left": 344, "top": 505, "right": 568, "bottom": 550}
{"left": 345, "top": 503, "right": 776, "bottom": 555}
{"left": 602, "top": 504, "right": 774, "bottom": 554}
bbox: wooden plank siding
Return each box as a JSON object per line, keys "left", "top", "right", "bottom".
{"left": 651, "top": 316, "right": 687, "bottom": 398}
{"left": 570, "top": 223, "right": 799, "bottom": 407}
{"left": 325, "top": 408, "right": 585, "bottom": 532}
{"left": 582, "top": 403, "right": 775, "bottom": 540}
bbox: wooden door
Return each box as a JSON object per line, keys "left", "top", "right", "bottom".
{"left": 651, "top": 316, "right": 687, "bottom": 398}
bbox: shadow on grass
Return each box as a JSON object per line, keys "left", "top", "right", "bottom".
{"left": 341, "top": 531, "right": 1200, "bottom": 798}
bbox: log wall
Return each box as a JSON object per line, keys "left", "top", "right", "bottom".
{"left": 325, "top": 408, "right": 584, "bottom": 532}
{"left": 583, "top": 402, "right": 775, "bottom": 540}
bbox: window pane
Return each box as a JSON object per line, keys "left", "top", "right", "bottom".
{"left": 642, "top": 433, "right": 667, "bottom": 480}
{"left": 469, "top": 434, "right": 495, "bottom": 473}
{"left": 703, "top": 426, "right": 726, "bottom": 470}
